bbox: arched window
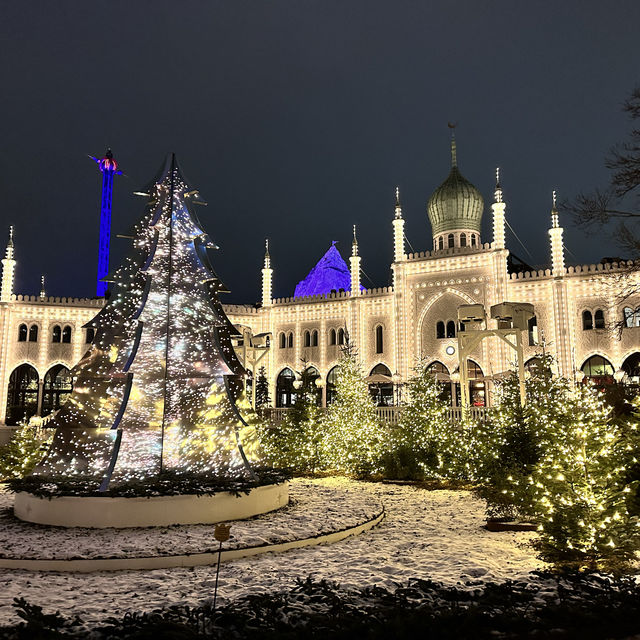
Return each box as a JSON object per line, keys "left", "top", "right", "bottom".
{"left": 279, "top": 332, "right": 286, "bottom": 349}
{"left": 368, "top": 363, "right": 393, "bottom": 406}
{"left": 303, "top": 330, "right": 311, "bottom": 347}
{"left": 311, "top": 330, "right": 318, "bottom": 347}
{"left": 460, "top": 233, "right": 467, "bottom": 247}
{"left": 622, "top": 307, "right": 640, "bottom": 327}
{"left": 447, "top": 233, "right": 454, "bottom": 248}
{"left": 85, "top": 327, "right": 95, "bottom": 344}
{"left": 528, "top": 316, "right": 538, "bottom": 346}
{"left": 446, "top": 320, "right": 456, "bottom": 338}
{"left": 581, "top": 355, "right": 614, "bottom": 381}
{"left": 17, "top": 324, "right": 27, "bottom": 342}
{"left": 52, "top": 325, "right": 61, "bottom": 343}
{"left": 275, "top": 368, "right": 296, "bottom": 408}
{"left": 436, "top": 321, "right": 445, "bottom": 339}
{"left": 525, "top": 357, "right": 543, "bottom": 374}
{"left": 326, "top": 366, "right": 339, "bottom": 405}
{"left": 62, "top": 325, "right": 72, "bottom": 343}
{"left": 41, "top": 364, "right": 73, "bottom": 416}
{"left": 374, "top": 324, "right": 384, "bottom": 353}
{"left": 337, "top": 328, "right": 345, "bottom": 345}
{"left": 28, "top": 324, "right": 38, "bottom": 342}
{"left": 438, "top": 236, "right": 444, "bottom": 250}
{"left": 582, "top": 310, "right": 593, "bottom": 331}
{"left": 287, "top": 332, "right": 294, "bottom": 348}
{"left": 6, "top": 364, "right": 39, "bottom": 425}
{"left": 302, "top": 366, "right": 322, "bottom": 405}
{"left": 594, "top": 309, "right": 605, "bottom": 329}
{"left": 329, "top": 328, "right": 336, "bottom": 345}
{"left": 471, "top": 234, "right": 477, "bottom": 246}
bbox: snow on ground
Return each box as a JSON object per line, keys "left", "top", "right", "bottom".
{"left": 0, "top": 478, "right": 545, "bottom": 627}
{"left": 0, "top": 481, "right": 381, "bottom": 559}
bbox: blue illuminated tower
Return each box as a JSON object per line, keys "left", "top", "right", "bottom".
{"left": 92, "top": 149, "right": 121, "bottom": 297}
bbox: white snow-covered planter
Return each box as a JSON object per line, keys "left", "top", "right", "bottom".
{"left": 13, "top": 482, "right": 289, "bottom": 528}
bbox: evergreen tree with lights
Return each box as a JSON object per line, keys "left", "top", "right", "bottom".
{"left": 321, "top": 343, "right": 382, "bottom": 478}
{"left": 254, "top": 366, "right": 271, "bottom": 409}
{"left": 33, "top": 155, "right": 258, "bottom": 490}
{"left": 383, "top": 359, "right": 456, "bottom": 480}
{"left": 528, "top": 382, "right": 640, "bottom": 567}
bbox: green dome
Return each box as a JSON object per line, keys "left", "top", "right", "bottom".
{"left": 427, "top": 140, "right": 484, "bottom": 236}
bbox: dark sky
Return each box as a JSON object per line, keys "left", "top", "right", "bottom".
{"left": 1, "top": 1, "right": 638, "bottom": 303}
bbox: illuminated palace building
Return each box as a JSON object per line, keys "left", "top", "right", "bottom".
{"left": 2, "top": 142, "right": 640, "bottom": 424}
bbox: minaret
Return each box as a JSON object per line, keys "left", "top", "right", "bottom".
{"left": 350, "top": 225, "right": 361, "bottom": 296}
{"left": 392, "top": 186, "right": 405, "bottom": 262}
{"left": 492, "top": 168, "right": 506, "bottom": 250}
{"left": 549, "top": 190, "right": 565, "bottom": 276}
{"left": 261, "top": 239, "right": 273, "bottom": 307}
{"left": 1, "top": 226, "right": 16, "bottom": 303}
{"left": 92, "top": 148, "right": 121, "bottom": 298}
{"left": 39, "top": 275, "right": 46, "bottom": 300}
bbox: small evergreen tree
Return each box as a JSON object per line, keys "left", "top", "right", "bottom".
{"left": 254, "top": 366, "right": 271, "bottom": 409}
{"left": 321, "top": 345, "right": 383, "bottom": 478}
{"left": 529, "top": 383, "right": 640, "bottom": 568}
{"left": 0, "top": 424, "right": 53, "bottom": 480}
{"left": 257, "top": 366, "right": 324, "bottom": 473}
{"left": 383, "top": 359, "right": 455, "bottom": 480}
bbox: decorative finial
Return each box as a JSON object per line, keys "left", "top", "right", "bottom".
{"left": 494, "top": 167, "right": 502, "bottom": 203}
{"left": 263, "top": 238, "right": 271, "bottom": 268}
{"left": 7, "top": 225, "right": 14, "bottom": 247}
{"left": 265, "top": 238, "right": 270, "bottom": 256}
{"left": 395, "top": 186, "right": 400, "bottom": 206}
{"left": 352, "top": 224, "right": 358, "bottom": 256}
{"left": 448, "top": 122, "right": 458, "bottom": 167}
{"left": 551, "top": 190, "right": 559, "bottom": 228}
{"left": 39, "top": 275, "right": 46, "bottom": 298}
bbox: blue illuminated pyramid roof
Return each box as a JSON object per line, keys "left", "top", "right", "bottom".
{"left": 294, "top": 242, "right": 357, "bottom": 298}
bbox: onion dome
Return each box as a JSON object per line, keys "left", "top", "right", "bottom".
{"left": 427, "top": 137, "right": 484, "bottom": 236}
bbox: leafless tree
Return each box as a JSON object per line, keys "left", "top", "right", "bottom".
{"left": 562, "top": 86, "right": 640, "bottom": 334}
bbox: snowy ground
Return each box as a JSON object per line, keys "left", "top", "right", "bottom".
{"left": 0, "top": 481, "right": 381, "bottom": 559}
{"left": 0, "top": 478, "right": 545, "bottom": 627}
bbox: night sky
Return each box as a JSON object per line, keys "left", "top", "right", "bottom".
{"left": 1, "top": 1, "right": 638, "bottom": 303}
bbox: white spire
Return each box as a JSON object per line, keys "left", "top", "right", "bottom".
{"left": 548, "top": 189, "right": 565, "bottom": 276}
{"left": 491, "top": 167, "right": 506, "bottom": 250}
{"left": 261, "top": 238, "right": 273, "bottom": 307}
{"left": 351, "top": 224, "right": 358, "bottom": 256}
{"left": 349, "top": 224, "right": 361, "bottom": 296}
{"left": 1, "top": 226, "right": 16, "bottom": 303}
{"left": 393, "top": 187, "right": 406, "bottom": 263}
{"left": 39, "top": 274, "right": 46, "bottom": 299}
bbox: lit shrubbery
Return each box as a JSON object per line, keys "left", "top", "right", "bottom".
{"left": 0, "top": 424, "right": 53, "bottom": 480}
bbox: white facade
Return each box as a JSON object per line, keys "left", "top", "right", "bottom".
{"left": 1, "top": 153, "right": 640, "bottom": 423}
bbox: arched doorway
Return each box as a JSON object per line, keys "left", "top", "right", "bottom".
{"left": 427, "top": 360, "right": 452, "bottom": 404}
{"left": 275, "top": 367, "right": 296, "bottom": 408}
{"left": 6, "top": 364, "right": 39, "bottom": 425}
{"left": 581, "top": 355, "right": 614, "bottom": 386}
{"left": 367, "top": 363, "right": 393, "bottom": 406}
{"left": 301, "top": 366, "right": 322, "bottom": 405}
{"left": 622, "top": 352, "right": 640, "bottom": 384}
{"left": 326, "top": 366, "right": 339, "bottom": 405}
{"left": 41, "top": 364, "right": 73, "bottom": 416}
{"left": 467, "top": 360, "right": 486, "bottom": 407}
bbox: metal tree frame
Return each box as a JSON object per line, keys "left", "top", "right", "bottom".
{"left": 457, "top": 302, "right": 535, "bottom": 415}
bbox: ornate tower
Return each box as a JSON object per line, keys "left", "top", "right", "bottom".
{"left": 350, "top": 225, "right": 361, "bottom": 296}
{"left": 1, "top": 226, "right": 16, "bottom": 303}
{"left": 549, "top": 190, "right": 565, "bottom": 276}
{"left": 492, "top": 168, "right": 506, "bottom": 250}
{"left": 261, "top": 239, "right": 273, "bottom": 307}
{"left": 392, "top": 186, "right": 405, "bottom": 262}
{"left": 92, "top": 149, "right": 121, "bottom": 298}
{"left": 427, "top": 130, "right": 484, "bottom": 250}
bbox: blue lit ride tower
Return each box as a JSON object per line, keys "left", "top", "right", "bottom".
{"left": 92, "top": 149, "right": 121, "bottom": 297}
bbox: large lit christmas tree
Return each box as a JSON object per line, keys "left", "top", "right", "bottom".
{"left": 33, "top": 155, "right": 257, "bottom": 490}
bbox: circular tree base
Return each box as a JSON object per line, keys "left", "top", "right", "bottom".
{"left": 13, "top": 482, "right": 289, "bottom": 528}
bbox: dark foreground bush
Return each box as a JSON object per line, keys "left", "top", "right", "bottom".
{"left": 2, "top": 572, "right": 640, "bottom": 639}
